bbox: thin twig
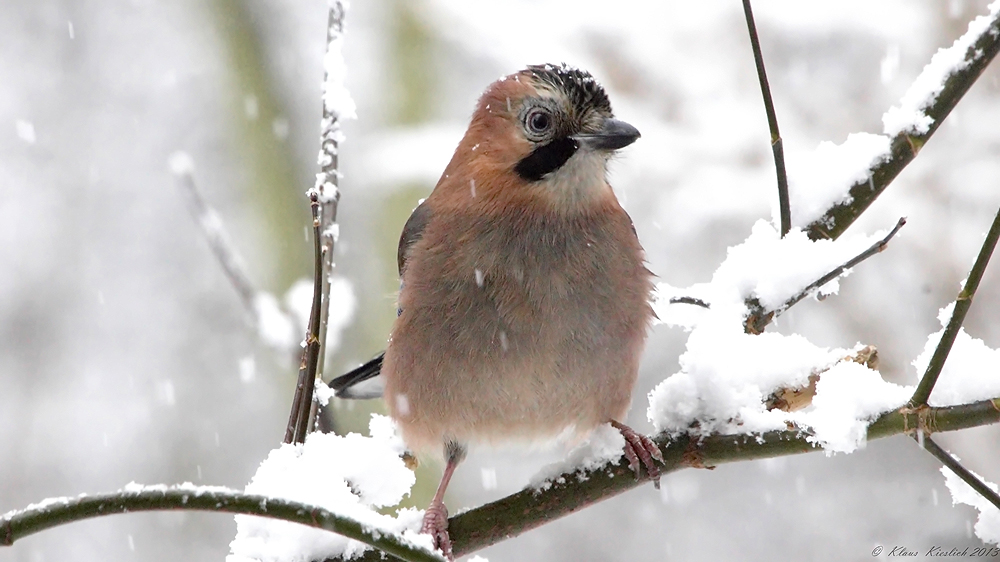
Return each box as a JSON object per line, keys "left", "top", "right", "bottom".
{"left": 918, "top": 436, "right": 1000, "bottom": 512}
{"left": 172, "top": 158, "right": 259, "bottom": 322}
{"left": 309, "top": 0, "right": 350, "bottom": 434}
{"left": 909, "top": 206, "right": 1000, "bottom": 407}
{"left": 742, "top": 0, "right": 790, "bottom": 237}
{"left": 0, "top": 485, "right": 444, "bottom": 562}
{"left": 285, "top": 1, "right": 351, "bottom": 442}
{"left": 806, "top": 6, "right": 1000, "bottom": 241}
{"left": 337, "top": 397, "right": 1000, "bottom": 561}
{"left": 745, "top": 217, "right": 906, "bottom": 334}
{"left": 285, "top": 195, "right": 325, "bottom": 444}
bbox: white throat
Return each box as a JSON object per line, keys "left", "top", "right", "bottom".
{"left": 534, "top": 150, "right": 611, "bottom": 211}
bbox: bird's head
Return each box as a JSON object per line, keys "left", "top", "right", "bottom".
{"left": 435, "top": 64, "right": 639, "bottom": 212}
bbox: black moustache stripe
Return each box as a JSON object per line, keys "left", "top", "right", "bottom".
{"left": 513, "top": 137, "right": 578, "bottom": 182}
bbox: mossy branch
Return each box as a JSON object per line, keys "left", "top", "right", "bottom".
{"left": 0, "top": 485, "right": 443, "bottom": 562}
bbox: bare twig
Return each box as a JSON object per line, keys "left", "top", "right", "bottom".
{"left": 309, "top": 0, "right": 350, "bottom": 434}
{"left": 0, "top": 485, "right": 444, "bottom": 562}
{"left": 745, "top": 217, "right": 906, "bottom": 334}
{"left": 806, "top": 6, "right": 1000, "bottom": 241}
{"left": 171, "top": 155, "right": 259, "bottom": 321}
{"left": 918, "top": 436, "right": 1000, "bottom": 512}
{"left": 285, "top": 1, "right": 352, "bottom": 442}
{"left": 909, "top": 206, "right": 1000, "bottom": 407}
{"left": 741, "top": 0, "right": 790, "bottom": 237}
{"left": 285, "top": 195, "right": 325, "bottom": 444}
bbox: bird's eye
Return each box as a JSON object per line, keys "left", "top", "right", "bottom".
{"left": 525, "top": 109, "right": 551, "bottom": 135}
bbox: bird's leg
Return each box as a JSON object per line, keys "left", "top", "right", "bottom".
{"left": 420, "top": 441, "right": 467, "bottom": 560}
{"left": 610, "top": 419, "right": 665, "bottom": 489}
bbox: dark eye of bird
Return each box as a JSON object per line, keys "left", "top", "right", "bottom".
{"left": 527, "top": 109, "right": 551, "bottom": 134}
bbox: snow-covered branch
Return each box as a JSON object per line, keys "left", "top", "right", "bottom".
{"left": 334, "top": 398, "right": 1000, "bottom": 561}
{"left": 0, "top": 483, "right": 442, "bottom": 562}
{"left": 804, "top": 1, "right": 1000, "bottom": 241}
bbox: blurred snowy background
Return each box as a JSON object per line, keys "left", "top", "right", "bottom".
{"left": 3, "top": 0, "right": 1000, "bottom": 561}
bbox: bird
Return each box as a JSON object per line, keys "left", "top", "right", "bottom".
{"left": 330, "top": 63, "right": 661, "bottom": 558}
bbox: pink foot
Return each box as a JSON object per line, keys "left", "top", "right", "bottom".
{"left": 420, "top": 500, "right": 453, "bottom": 559}
{"left": 610, "top": 420, "right": 666, "bottom": 489}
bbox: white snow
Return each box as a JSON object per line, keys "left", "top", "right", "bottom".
{"left": 228, "top": 415, "right": 435, "bottom": 562}
{"left": 321, "top": 3, "right": 357, "bottom": 122}
{"left": 914, "top": 303, "right": 1000, "bottom": 407}
{"left": 882, "top": 0, "right": 1000, "bottom": 137}
{"left": 942, "top": 464, "right": 1000, "bottom": 544}
{"left": 649, "top": 214, "right": 1000, "bottom": 456}
{"left": 785, "top": 133, "right": 891, "bottom": 227}
{"left": 530, "top": 424, "right": 626, "bottom": 489}
{"left": 648, "top": 221, "right": 914, "bottom": 453}
{"left": 788, "top": 361, "right": 911, "bottom": 454}
{"left": 313, "top": 378, "right": 336, "bottom": 407}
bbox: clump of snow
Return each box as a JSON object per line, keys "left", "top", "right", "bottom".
{"left": 787, "top": 361, "right": 911, "bottom": 454}
{"left": 655, "top": 220, "right": 890, "bottom": 318}
{"left": 941, "top": 465, "right": 1000, "bottom": 544}
{"left": 882, "top": 1, "right": 1000, "bottom": 137}
{"left": 649, "top": 213, "right": 1000, "bottom": 457}
{"left": 785, "top": 133, "right": 891, "bottom": 227}
{"left": 649, "top": 221, "right": 911, "bottom": 453}
{"left": 228, "top": 415, "right": 431, "bottom": 562}
{"left": 314, "top": 378, "right": 336, "bottom": 406}
{"left": 913, "top": 303, "right": 1000, "bottom": 407}
{"left": 530, "top": 423, "right": 626, "bottom": 489}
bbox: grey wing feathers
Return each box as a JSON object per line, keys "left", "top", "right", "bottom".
{"left": 397, "top": 201, "right": 432, "bottom": 276}
{"left": 332, "top": 202, "right": 429, "bottom": 400}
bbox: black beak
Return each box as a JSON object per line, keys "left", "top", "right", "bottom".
{"left": 574, "top": 118, "right": 641, "bottom": 151}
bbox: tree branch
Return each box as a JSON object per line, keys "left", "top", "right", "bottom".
{"left": 285, "top": 0, "right": 352, "bottom": 443}
{"left": 285, "top": 195, "right": 325, "bottom": 444}
{"left": 805, "top": 6, "right": 1000, "bottom": 241}
{"left": 337, "top": 397, "right": 1000, "bottom": 560}
{"left": 918, "top": 436, "right": 1000, "bottom": 512}
{"left": 2, "top": 398, "right": 995, "bottom": 561}
{"left": 172, "top": 158, "right": 260, "bottom": 318}
{"left": 909, "top": 205, "right": 1000, "bottom": 407}
{"left": 745, "top": 217, "right": 906, "bottom": 334}
{"left": 0, "top": 485, "right": 443, "bottom": 562}
{"left": 742, "top": 0, "right": 790, "bottom": 237}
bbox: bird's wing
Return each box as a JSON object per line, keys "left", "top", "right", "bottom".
{"left": 329, "top": 203, "right": 430, "bottom": 400}
{"left": 397, "top": 201, "right": 432, "bottom": 277}
{"left": 329, "top": 352, "right": 385, "bottom": 399}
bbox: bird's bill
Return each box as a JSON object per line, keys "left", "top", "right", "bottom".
{"left": 574, "top": 118, "right": 641, "bottom": 151}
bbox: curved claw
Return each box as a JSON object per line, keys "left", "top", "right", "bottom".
{"left": 420, "top": 500, "right": 453, "bottom": 560}
{"left": 610, "top": 420, "right": 665, "bottom": 489}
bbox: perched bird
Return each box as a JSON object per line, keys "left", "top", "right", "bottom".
{"left": 331, "top": 63, "right": 660, "bottom": 558}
